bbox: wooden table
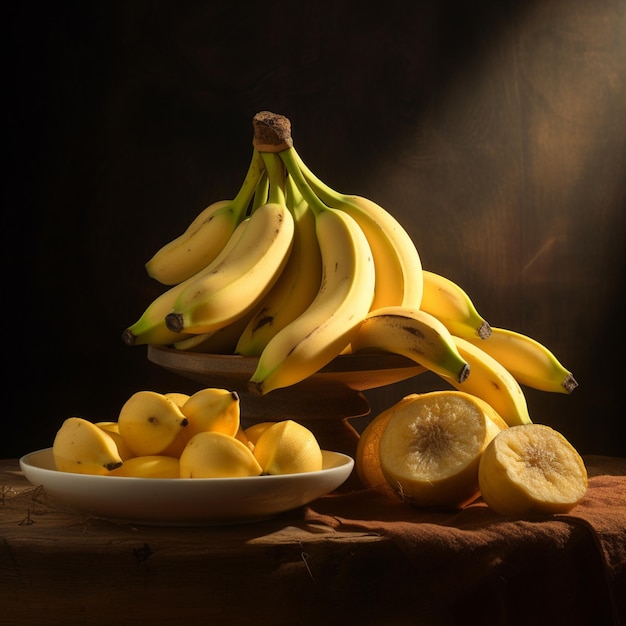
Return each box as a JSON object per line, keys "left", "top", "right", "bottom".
{"left": 2, "top": 456, "right": 624, "bottom": 626}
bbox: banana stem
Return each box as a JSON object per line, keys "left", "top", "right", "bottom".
{"left": 290, "top": 148, "right": 344, "bottom": 206}
{"left": 260, "top": 152, "right": 286, "bottom": 206}
{"left": 285, "top": 172, "right": 303, "bottom": 208}
{"left": 251, "top": 171, "right": 269, "bottom": 211}
{"left": 230, "top": 149, "right": 266, "bottom": 218}
{"left": 278, "top": 148, "right": 329, "bottom": 216}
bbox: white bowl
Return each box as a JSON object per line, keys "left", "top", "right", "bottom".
{"left": 19, "top": 448, "right": 353, "bottom": 526}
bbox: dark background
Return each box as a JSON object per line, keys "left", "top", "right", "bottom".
{"left": 5, "top": 0, "right": 626, "bottom": 459}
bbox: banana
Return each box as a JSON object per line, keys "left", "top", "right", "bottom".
{"left": 122, "top": 216, "right": 251, "bottom": 346}
{"left": 349, "top": 306, "right": 470, "bottom": 383}
{"left": 235, "top": 167, "right": 323, "bottom": 356}
{"left": 444, "top": 336, "right": 532, "bottom": 427}
{"left": 420, "top": 270, "right": 492, "bottom": 340}
{"left": 145, "top": 150, "right": 265, "bottom": 285}
{"left": 117, "top": 390, "right": 189, "bottom": 456}
{"left": 53, "top": 417, "right": 124, "bottom": 475}
{"left": 467, "top": 326, "right": 578, "bottom": 394}
{"left": 282, "top": 146, "right": 423, "bottom": 310}
{"left": 247, "top": 178, "right": 376, "bottom": 396}
{"left": 164, "top": 154, "right": 295, "bottom": 336}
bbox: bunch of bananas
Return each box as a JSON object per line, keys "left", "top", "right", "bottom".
{"left": 123, "top": 111, "right": 577, "bottom": 426}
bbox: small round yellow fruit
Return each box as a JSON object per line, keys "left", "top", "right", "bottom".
{"left": 253, "top": 420, "right": 323, "bottom": 475}
{"left": 478, "top": 423, "right": 588, "bottom": 517}
{"left": 109, "top": 455, "right": 180, "bottom": 478}
{"left": 179, "top": 431, "right": 262, "bottom": 478}
{"left": 378, "top": 391, "right": 508, "bottom": 509}
{"left": 244, "top": 422, "right": 275, "bottom": 447}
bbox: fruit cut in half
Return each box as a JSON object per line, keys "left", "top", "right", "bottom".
{"left": 378, "top": 391, "right": 508, "bottom": 509}
{"left": 478, "top": 423, "right": 588, "bottom": 517}
{"left": 356, "top": 394, "right": 420, "bottom": 498}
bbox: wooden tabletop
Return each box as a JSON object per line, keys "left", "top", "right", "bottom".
{"left": 2, "top": 456, "right": 624, "bottom": 626}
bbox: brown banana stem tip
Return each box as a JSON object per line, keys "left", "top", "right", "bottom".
{"left": 252, "top": 111, "right": 293, "bottom": 152}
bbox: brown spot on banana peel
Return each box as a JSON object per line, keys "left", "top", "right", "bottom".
{"left": 401, "top": 323, "right": 426, "bottom": 340}
{"left": 252, "top": 315, "right": 274, "bottom": 332}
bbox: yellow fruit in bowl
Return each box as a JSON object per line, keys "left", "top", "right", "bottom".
{"left": 164, "top": 392, "right": 190, "bottom": 407}
{"left": 109, "top": 455, "right": 180, "bottom": 478}
{"left": 53, "top": 417, "right": 124, "bottom": 475}
{"left": 118, "top": 391, "right": 189, "bottom": 456}
{"left": 179, "top": 431, "right": 263, "bottom": 478}
{"left": 161, "top": 388, "right": 241, "bottom": 458}
{"left": 181, "top": 388, "right": 241, "bottom": 438}
{"left": 234, "top": 425, "right": 255, "bottom": 451}
{"left": 244, "top": 421, "right": 275, "bottom": 447}
{"left": 253, "top": 420, "right": 323, "bottom": 475}
{"left": 95, "top": 421, "right": 135, "bottom": 461}
{"left": 478, "top": 423, "right": 588, "bottom": 517}
{"left": 377, "top": 391, "right": 508, "bottom": 509}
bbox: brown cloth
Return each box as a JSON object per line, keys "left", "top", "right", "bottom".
{"left": 303, "top": 455, "right": 626, "bottom": 626}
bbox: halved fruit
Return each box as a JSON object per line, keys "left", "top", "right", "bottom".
{"left": 478, "top": 423, "right": 587, "bottom": 516}
{"left": 377, "top": 391, "right": 508, "bottom": 509}
{"left": 355, "top": 394, "right": 419, "bottom": 498}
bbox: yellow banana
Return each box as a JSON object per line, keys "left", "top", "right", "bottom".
{"left": 53, "top": 417, "right": 123, "bottom": 475}
{"left": 468, "top": 326, "right": 578, "bottom": 394}
{"left": 122, "top": 217, "right": 250, "bottom": 346}
{"left": 145, "top": 150, "right": 264, "bottom": 285}
{"left": 283, "top": 146, "right": 423, "bottom": 310}
{"left": 165, "top": 155, "right": 295, "bottom": 336}
{"left": 235, "top": 166, "right": 323, "bottom": 356}
{"left": 247, "top": 178, "right": 376, "bottom": 395}
{"left": 420, "top": 270, "right": 492, "bottom": 340}
{"left": 444, "top": 336, "right": 532, "bottom": 427}
{"left": 350, "top": 306, "right": 470, "bottom": 383}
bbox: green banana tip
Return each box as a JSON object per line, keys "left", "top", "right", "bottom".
{"left": 458, "top": 363, "right": 471, "bottom": 384}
